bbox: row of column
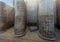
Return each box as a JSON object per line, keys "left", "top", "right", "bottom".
{"left": 1, "top": 0, "right": 60, "bottom": 41}
{"left": 15, "top": 0, "right": 56, "bottom": 41}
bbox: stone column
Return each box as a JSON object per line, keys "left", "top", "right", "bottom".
{"left": 0, "top": 1, "right": 14, "bottom": 31}
{"left": 25, "top": 0, "right": 38, "bottom": 32}
{"left": 38, "top": 0, "right": 56, "bottom": 40}
{"left": 0, "top": 1, "right": 6, "bottom": 31}
{"left": 15, "top": 0, "right": 26, "bottom": 37}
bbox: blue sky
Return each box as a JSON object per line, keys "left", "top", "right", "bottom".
{"left": 0, "top": 0, "right": 13, "bottom": 7}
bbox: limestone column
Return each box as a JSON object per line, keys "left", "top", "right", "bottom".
{"left": 38, "top": 0, "right": 56, "bottom": 40}
{"left": 15, "top": 0, "right": 26, "bottom": 37}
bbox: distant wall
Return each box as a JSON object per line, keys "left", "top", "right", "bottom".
{"left": 24, "top": 0, "right": 38, "bottom": 24}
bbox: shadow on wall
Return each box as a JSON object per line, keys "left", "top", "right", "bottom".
{"left": 56, "top": 0, "right": 60, "bottom": 30}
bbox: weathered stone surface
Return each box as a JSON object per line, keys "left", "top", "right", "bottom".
{"left": 28, "top": 26, "right": 38, "bottom": 32}
{"left": 38, "top": 0, "right": 56, "bottom": 40}
{"left": 0, "top": 1, "right": 14, "bottom": 31}
{"left": 24, "top": 0, "right": 39, "bottom": 31}
{"left": 15, "top": 0, "right": 26, "bottom": 37}
{"left": 25, "top": 0, "right": 38, "bottom": 23}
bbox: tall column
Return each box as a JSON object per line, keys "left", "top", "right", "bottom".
{"left": 38, "top": 0, "right": 56, "bottom": 40}
{"left": 25, "top": 0, "right": 38, "bottom": 32}
{"left": 0, "top": 1, "right": 6, "bottom": 31}
{"left": 15, "top": 0, "right": 26, "bottom": 37}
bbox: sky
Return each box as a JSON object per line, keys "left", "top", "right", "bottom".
{"left": 0, "top": 0, "right": 13, "bottom": 7}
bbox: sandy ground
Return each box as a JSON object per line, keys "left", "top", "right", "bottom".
{"left": 0, "top": 27, "right": 59, "bottom": 42}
